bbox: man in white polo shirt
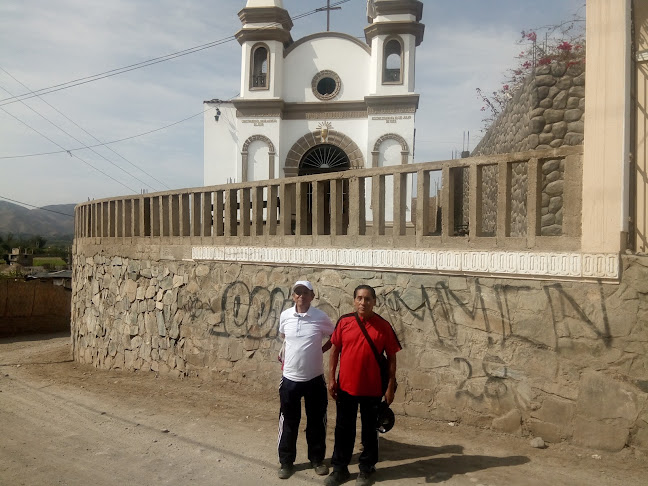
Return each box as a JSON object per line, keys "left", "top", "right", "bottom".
{"left": 277, "top": 280, "right": 335, "bottom": 480}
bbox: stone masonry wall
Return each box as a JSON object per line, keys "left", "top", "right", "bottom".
{"left": 71, "top": 243, "right": 648, "bottom": 452}
{"left": 473, "top": 62, "right": 585, "bottom": 156}
{"left": 472, "top": 62, "right": 585, "bottom": 236}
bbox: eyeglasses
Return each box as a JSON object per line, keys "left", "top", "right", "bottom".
{"left": 293, "top": 288, "right": 311, "bottom": 295}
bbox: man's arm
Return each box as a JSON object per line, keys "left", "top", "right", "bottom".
{"left": 327, "top": 343, "right": 340, "bottom": 400}
{"left": 385, "top": 353, "right": 397, "bottom": 405}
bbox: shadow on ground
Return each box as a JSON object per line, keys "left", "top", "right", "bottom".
{"left": 377, "top": 438, "right": 529, "bottom": 483}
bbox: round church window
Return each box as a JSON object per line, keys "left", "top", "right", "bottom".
{"left": 312, "top": 70, "right": 341, "bottom": 101}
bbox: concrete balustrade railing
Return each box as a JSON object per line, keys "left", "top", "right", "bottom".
{"left": 74, "top": 146, "right": 583, "bottom": 252}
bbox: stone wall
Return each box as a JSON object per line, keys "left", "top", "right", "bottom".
{"left": 473, "top": 62, "right": 585, "bottom": 156}
{"left": 71, "top": 242, "right": 648, "bottom": 452}
{"left": 472, "top": 63, "right": 585, "bottom": 236}
{"left": 0, "top": 279, "right": 71, "bottom": 336}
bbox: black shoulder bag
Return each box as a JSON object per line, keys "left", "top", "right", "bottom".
{"left": 354, "top": 313, "right": 395, "bottom": 396}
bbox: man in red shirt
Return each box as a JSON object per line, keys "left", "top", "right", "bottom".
{"left": 325, "top": 285, "right": 401, "bottom": 486}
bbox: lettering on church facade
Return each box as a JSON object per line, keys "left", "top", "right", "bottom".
{"left": 241, "top": 119, "right": 278, "bottom": 127}
{"left": 371, "top": 115, "right": 412, "bottom": 124}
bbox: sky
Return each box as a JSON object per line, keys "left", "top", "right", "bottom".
{"left": 0, "top": 0, "right": 585, "bottom": 210}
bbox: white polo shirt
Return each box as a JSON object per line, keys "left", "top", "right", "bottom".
{"left": 279, "top": 305, "right": 335, "bottom": 382}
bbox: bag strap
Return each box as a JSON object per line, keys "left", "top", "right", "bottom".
{"left": 354, "top": 313, "right": 383, "bottom": 366}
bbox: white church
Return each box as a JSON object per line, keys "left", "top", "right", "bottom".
{"left": 203, "top": 0, "right": 425, "bottom": 193}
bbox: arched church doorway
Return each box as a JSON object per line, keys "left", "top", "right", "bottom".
{"left": 298, "top": 144, "right": 350, "bottom": 234}
{"left": 298, "top": 144, "right": 350, "bottom": 176}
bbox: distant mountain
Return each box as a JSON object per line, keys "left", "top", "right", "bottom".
{"left": 0, "top": 201, "right": 75, "bottom": 237}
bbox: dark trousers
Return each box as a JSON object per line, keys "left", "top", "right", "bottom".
{"left": 331, "top": 390, "right": 381, "bottom": 473}
{"left": 278, "top": 375, "right": 328, "bottom": 466}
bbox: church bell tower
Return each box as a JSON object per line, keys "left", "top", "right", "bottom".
{"left": 365, "top": 0, "right": 424, "bottom": 96}
{"left": 236, "top": 0, "right": 293, "bottom": 100}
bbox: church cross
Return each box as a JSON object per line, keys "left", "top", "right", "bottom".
{"left": 316, "top": 0, "right": 342, "bottom": 32}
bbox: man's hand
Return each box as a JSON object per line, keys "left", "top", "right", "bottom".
{"left": 328, "top": 379, "right": 339, "bottom": 400}
{"left": 385, "top": 385, "right": 395, "bottom": 405}
{"left": 385, "top": 353, "right": 397, "bottom": 405}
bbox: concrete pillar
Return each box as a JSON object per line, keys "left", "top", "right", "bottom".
{"left": 634, "top": 0, "right": 648, "bottom": 252}
{"left": 582, "top": 0, "right": 632, "bottom": 253}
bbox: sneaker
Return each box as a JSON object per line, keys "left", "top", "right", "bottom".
{"left": 324, "top": 468, "right": 351, "bottom": 486}
{"left": 312, "top": 461, "right": 329, "bottom": 476}
{"left": 278, "top": 464, "right": 294, "bottom": 479}
{"left": 356, "top": 470, "right": 375, "bottom": 486}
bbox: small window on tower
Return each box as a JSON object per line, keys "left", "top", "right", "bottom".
{"left": 251, "top": 45, "right": 269, "bottom": 89}
{"left": 383, "top": 38, "right": 403, "bottom": 84}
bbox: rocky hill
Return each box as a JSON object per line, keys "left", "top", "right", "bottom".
{"left": 0, "top": 201, "right": 75, "bottom": 237}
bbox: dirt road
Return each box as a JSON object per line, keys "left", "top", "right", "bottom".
{"left": 0, "top": 334, "right": 645, "bottom": 486}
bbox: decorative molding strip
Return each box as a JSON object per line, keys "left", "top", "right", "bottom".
{"left": 192, "top": 246, "right": 620, "bottom": 280}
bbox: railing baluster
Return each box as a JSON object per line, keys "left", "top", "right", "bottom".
{"left": 109, "top": 201, "right": 116, "bottom": 237}
{"left": 331, "top": 179, "right": 344, "bottom": 235}
{"left": 192, "top": 193, "right": 201, "bottom": 237}
{"left": 469, "top": 164, "right": 480, "bottom": 237}
{"left": 563, "top": 154, "right": 583, "bottom": 238}
{"left": 372, "top": 175, "right": 385, "bottom": 236}
{"left": 295, "top": 182, "right": 308, "bottom": 235}
{"left": 214, "top": 191, "right": 224, "bottom": 237}
{"left": 241, "top": 188, "right": 251, "bottom": 236}
{"left": 394, "top": 173, "right": 407, "bottom": 236}
{"left": 348, "top": 176, "right": 366, "bottom": 236}
{"left": 497, "top": 161, "right": 510, "bottom": 240}
{"left": 441, "top": 166, "right": 453, "bottom": 239}
{"left": 268, "top": 185, "right": 278, "bottom": 236}
{"left": 181, "top": 194, "right": 190, "bottom": 237}
{"left": 125, "top": 199, "right": 133, "bottom": 237}
{"left": 201, "top": 192, "right": 211, "bottom": 237}
{"left": 280, "top": 183, "right": 294, "bottom": 236}
{"left": 416, "top": 169, "right": 429, "bottom": 238}
{"left": 225, "top": 189, "right": 237, "bottom": 237}
{"left": 313, "top": 181, "right": 326, "bottom": 235}
{"left": 527, "top": 157, "right": 541, "bottom": 246}
{"left": 252, "top": 187, "right": 264, "bottom": 236}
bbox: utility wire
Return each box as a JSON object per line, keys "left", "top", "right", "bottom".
{"left": 0, "top": 106, "right": 217, "bottom": 160}
{"left": 0, "top": 107, "right": 138, "bottom": 193}
{"left": 0, "top": 82, "right": 160, "bottom": 192}
{"left": 0, "top": 1, "right": 352, "bottom": 107}
{"left": 0, "top": 195, "right": 74, "bottom": 217}
{"left": 0, "top": 66, "right": 171, "bottom": 190}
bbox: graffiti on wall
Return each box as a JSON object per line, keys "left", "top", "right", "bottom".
{"left": 178, "top": 276, "right": 613, "bottom": 402}
{"left": 377, "top": 280, "right": 611, "bottom": 350}
{"left": 181, "top": 277, "right": 612, "bottom": 352}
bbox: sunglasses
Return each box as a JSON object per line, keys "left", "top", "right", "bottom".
{"left": 293, "top": 288, "right": 312, "bottom": 295}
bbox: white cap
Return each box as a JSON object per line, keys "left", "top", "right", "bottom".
{"left": 292, "top": 280, "right": 313, "bottom": 292}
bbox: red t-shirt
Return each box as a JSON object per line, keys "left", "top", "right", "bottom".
{"left": 331, "top": 312, "right": 402, "bottom": 397}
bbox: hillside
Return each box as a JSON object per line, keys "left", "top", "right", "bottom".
{"left": 0, "top": 201, "right": 75, "bottom": 237}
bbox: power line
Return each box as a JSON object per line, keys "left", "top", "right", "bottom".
{"left": 0, "top": 81, "right": 160, "bottom": 192}
{"left": 0, "top": 107, "right": 138, "bottom": 193}
{"left": 0, "top": 1, "right": 352, "bottom": 107}
{"left": 0, "top": 195, "right": 74, "bottom": 217}
{"left": 0, "top": 66, "right": 171, "bottom": 191}
{"left": 0, "top": 101, "right": 240, "bottom": 160}
{"left": 0, "top": 107, "right": 213, "bottom": 160}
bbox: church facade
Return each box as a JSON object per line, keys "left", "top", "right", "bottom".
{"left": 203, "top": 0, "right": 425, "bottom": 198}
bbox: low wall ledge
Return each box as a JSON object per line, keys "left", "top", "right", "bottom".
{"left": 191, "top": 246, "right": 620, "bottom": 282}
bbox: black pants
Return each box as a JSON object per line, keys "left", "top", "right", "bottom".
{"left": 278, "top": 375, "right": 328, "bottom": 466}
{"left": 331, "top": 390, "right": 381, "bottom": 473}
